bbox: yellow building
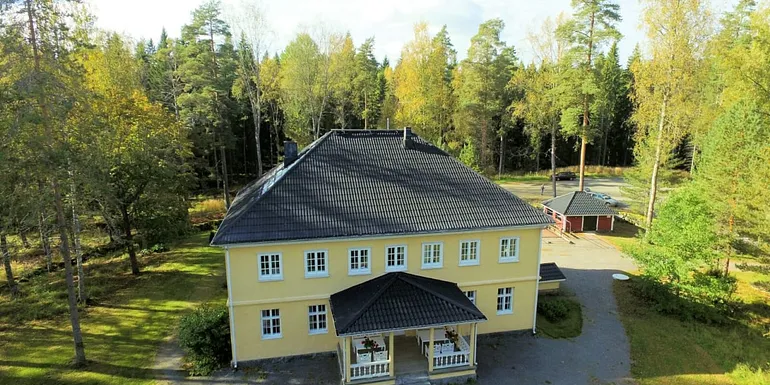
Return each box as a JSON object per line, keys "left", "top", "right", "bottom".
{"left": 212, "top": 129, "right": 554, "bottom": 384}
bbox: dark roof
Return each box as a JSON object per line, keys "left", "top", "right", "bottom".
{"left": 329, "top": 272, "right": 487, "bottom": 336}
{"left": 542, "top": 191, "right": 617, "bottom": 216}
{"left": 212, "top": 130, "right": 553, "bottom": 245}
{"left": 539, "top": 262, "right": 566, "bottom": 282}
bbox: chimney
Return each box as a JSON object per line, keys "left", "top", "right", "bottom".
{"left": 284, "top": 140, "right": 298, "bottom": 167}
{"left": 402, "top": 127, "right": 413, "bottom": 149}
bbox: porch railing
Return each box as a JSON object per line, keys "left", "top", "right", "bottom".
{"left": 350, "top": 360, "right": 390, "bottom": 381}
{"left": 433, "top": 335, "right": 471, "bottom": 369}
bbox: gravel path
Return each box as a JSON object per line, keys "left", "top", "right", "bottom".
{"left": 476, "top": 233, "right": 636, "bottom": 385}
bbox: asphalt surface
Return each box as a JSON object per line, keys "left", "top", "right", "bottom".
{"left": 475, "top": 232, "right": 636, "bottom": 385}
{"left": 500, "top": 177, "right": 631, "bottom": 206}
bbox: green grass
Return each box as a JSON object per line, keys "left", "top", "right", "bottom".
{"left": 494, "top": 165, "right": 629, "bottom": 183}
{"left": 596, "top": 220, "right": 643, "bottom": 251}
{"left": 189, "top": 198, "right": 226, "bottom": 224}
{"left": 536, "top": 293, "right": 583, "bottom": 339}
{"left": 0, "top": 231, "right": 226, "bottom": 385}
{"left": 614, "top": 274, "right": 770, "bottom": 385}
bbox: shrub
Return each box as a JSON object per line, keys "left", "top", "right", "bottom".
{"left": 629, "top": 275, "right": 736, "bottom": 325}
{"left": 538, "top": 297, "right": 570, "bottom": 322}
{"left": 150, "top": 243, "right": 169, "bottom": 253}
{"left": 177, "top": 304, "right": 231, "bottom": 375}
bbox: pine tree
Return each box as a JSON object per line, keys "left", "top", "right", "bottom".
{"left": 353, "top": 38, "right": 382, "bottom": 129}
{"left": 557, "top": 0, "right": 622, "bottom": 190}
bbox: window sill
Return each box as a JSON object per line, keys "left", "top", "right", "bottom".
{"left": 348, "top": 270, "right": 371, "bottom": 276}
{"left": 459, "top": 261, "right": 480, "bottom": 267}
{"left": 305, "top": 273, "right": 329, "bottom": 279}
{"left": 309, "top": 330, "right": 328, "bottom": 335}
{"left": 259, "top": 276, "right": 284, "bottom": 282}
{"left": 421, "top": 264, "right": 443, "bottom": 270}
{"left": 496, "top": 310, "right": 513, "bottom": 316}
{"left": 262, "top": 334, "right": 283, "bottom": 340}
{"left": 498, "top": 258, "right": 519, "bottom": 264}
{"left": 385, "top": 266, "right": 407, "bottom": 273}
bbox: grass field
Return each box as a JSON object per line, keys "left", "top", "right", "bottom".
{"left": 0, "top": 232, "right": 226, "bottom": 385}
{"left": 614, "top": 272, "right": 770, "bottom": 385}
{"left": 536, "top": 293, "right": 583, "bottom": 339}
{"left": 495, "top": 165, "right": 628, "bottom": 183}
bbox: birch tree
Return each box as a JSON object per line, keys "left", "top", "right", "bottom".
{"left": 632, "top": 0, "right": 711, "bottom": 230}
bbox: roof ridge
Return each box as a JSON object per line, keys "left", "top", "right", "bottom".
{"left": 400, "top": 274, "right": 486, "bottom": 319}
{"left": 339, "top": 273, "right": 400, "bottom": 333}
{"left": 213, "top": 132, "right": 335, "bottom": 243}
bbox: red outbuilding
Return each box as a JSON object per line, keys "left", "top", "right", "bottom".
{"left": 542, "top": 191, "right": 616, "bottom": 233}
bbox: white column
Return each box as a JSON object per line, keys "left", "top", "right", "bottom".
{"left": 428, "top": 327, "right": 435, "bottom": 372}
{"left": 388, "top": 332, "right": 395, "bottom": 377}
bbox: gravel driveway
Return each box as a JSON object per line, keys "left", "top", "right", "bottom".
{"left": 476, "top": 232, "right": 636, "bottom": 385}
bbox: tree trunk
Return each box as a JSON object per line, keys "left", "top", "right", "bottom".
{"left": 1, "top": 232, "right": 19, "bottom": 298}
{"left": 601, "top": 121, "right": 610, "bottom": 166}
{"left": 579, "top": 11, "right": 596, "bottom": 192}
{"left": 498, "top": 134, "right": 504, "bottom": 176}
{"left": 213, "top": 149, "right": 221, "bottom": 190}
{"left": 70, "top": 180, "right": 86, "bottom": 304}
{"left": 121, "top": 207, "right": 140, "bottom": 275}
{"left": 39, "top": 211, "right": 52, "bottom": 272}
{"left": 19, "top": 232, "right": 30, "bottom": 248}
{"left": 245, "top": 74, "right": 263, "bottom": 176}
{"left": 26, "top": 0, "right": 85, "bottom": 365}
{"left": 220, "top": 145, "right": 231, "bottom": 209}
{"left": 645, "top": 95, "right": 668, "bottom": 230}
{"left": 364, "top": 92, "right": 368, "bottom": 130}
{"left": 551, "top": 121, "right": 557, "bottom": 197}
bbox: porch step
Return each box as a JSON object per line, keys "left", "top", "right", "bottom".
{"left": 395, "top": 371, "right": 430, "bottom": 385}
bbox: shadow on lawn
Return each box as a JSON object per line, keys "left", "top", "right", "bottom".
{"left": 613, "top": 273, "right": 770, "bottom": 382}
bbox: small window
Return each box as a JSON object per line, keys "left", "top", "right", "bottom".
{"left": 499, "top": 237, "right": 520, "bottom": 263}
{"left": 421, "top": 242, "right": 443, "bottom": 269}
{"left": 308, "top": 304, "right": 328, "bottom": 334}
{"left": 348, "top": 248, "right": 371, "bottom": 275}
{"left": 386, "top": 245, "right": 407, "bottom": 272}
{"left": 459, "top": 240, "right": 480, "bottom": 266}
{"left": 261, "top": 309, "right": 282, "bottom": 339}
{"left": 497, "top": 287, "right": 513, "bottom": 315}
{"left": 304, "top": 250, "right": 329, "bottom": 278}
{"left": 258, "top": 253, "right": 282, "bottom": 281}
{"left": 464, "top": 290, "right": 476, "bottom": 305}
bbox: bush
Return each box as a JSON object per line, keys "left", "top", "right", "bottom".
{"left": 538, "top": 297, "right": 570, "bottom": 322}
{"left": 150, "top": 243, "right": 169, "bottom": 253}
{"left": 177, "top": 304, "right": 231, "bottom": 375}
{"left": 629, "top": 275, "right": 737, "bottom": 325}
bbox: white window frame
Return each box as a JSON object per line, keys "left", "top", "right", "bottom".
{"left": 258, "top": 253, "right": 283, "bottom": 281}
{"left": 385, "top": 245, "right": 408, "bottom": 272}
{"left": 421, "top": 242, "right": 443, "bottom": 269}
{"left": 497, "top": 287, "right": 513, "bottom": 315}
{"left": 459, "top": 240, "right": 480, "bottom": 266}
{"left": 464, "top": 290, "right": 476, "bottom": 305}
{"left": 261, "top": 308, "right": 282, "bottom": 339}
{"left": 348, "top": 247, "right": 372, "bottom": 276}
{"left": 308, "top": 304, "right": 328, "bottom": 335}
{"left": 499, "top": 237, "right": 520, "bottom": 263}
{"left": 304, "top": 250, "right": 329, "bottom": 278}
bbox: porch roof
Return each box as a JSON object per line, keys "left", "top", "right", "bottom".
{"left": 330, "top": 272, "right": 486, "bottom": 336}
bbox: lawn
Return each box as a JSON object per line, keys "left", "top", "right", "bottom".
{"left": 0, "top": 231, "right": 226, "bottom": 385}
{"left": 536, "top": 293, "right": 583, "bottom": 339}
{"left": 613, "top": 273, "right": 770, "bottom": 385}
{"left": 495, "top": 165, "right": 629, "bottom": 183}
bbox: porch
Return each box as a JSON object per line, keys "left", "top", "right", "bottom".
{"left": 329, "top": 272, "right": 486, "bottom": 385}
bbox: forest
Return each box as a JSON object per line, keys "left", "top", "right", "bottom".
{"left": 0, "top": 0, "right": 769, "bottom": 378}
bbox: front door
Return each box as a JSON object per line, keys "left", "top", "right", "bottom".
{"left": 583, "top": 216, "right": 598, "bottom": 231}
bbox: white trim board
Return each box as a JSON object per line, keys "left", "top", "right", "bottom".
{"left": 216, "top": 224, "right": 549, "bottom": 248}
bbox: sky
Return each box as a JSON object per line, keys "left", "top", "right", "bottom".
{"left": 85, "top": 0, "right": 736, "bottom": 65}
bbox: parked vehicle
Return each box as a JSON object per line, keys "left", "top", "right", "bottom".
{"left": 551, "top": 171, "right": 576, "bottom": 181}
{"left": 589, "top": 192, "right": 619, "bottom": 207}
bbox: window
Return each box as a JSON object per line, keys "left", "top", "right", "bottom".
{"left": 348, "top": 248, "right": 371, "bottom": 275}
{"left": 464, "top": 290, "right": 476, "bottom": 305}
{"left": 308, "top": 304, "right": 328, "bottom": 334}
{"left": 386, "top": 245, "right": 407, "bottom": 271}
{"left": 304, "top": 250, "right": 328, "bottom": 278}
{"left": 459, "top": 240, "right": 480, "bottom": 266}
{"left": 258, "top": 253, "right": 282, "bottom": 281}
{"left": 499, "top": 237, "right": 520, "bottom": 263}
{"left": 261, "top": 309, "right": 282, "bottom": 339}
{"left": 497, "top": 287, "right": 513, "bottom": 314}
{"left": 421, "top": 242, "right": 443, "bottom": 269}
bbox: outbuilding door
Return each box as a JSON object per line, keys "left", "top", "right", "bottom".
{"left": 583, "top": 216, "right": 598, "bottom": 231}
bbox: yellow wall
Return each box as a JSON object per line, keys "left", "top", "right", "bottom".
{"left": 538, "top": 281, "right": 561, "bottom": 292}
{"left": 227, "top": 227, "right": 543, "bottom": 362}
